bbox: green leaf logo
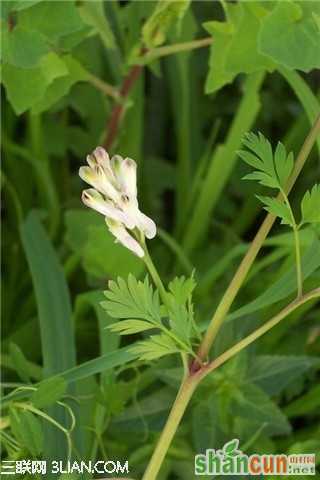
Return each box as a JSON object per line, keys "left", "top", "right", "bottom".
{"left": 223, "top": 439, "right": 241, "bottom": 457}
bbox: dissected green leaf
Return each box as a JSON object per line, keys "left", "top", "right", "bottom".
{"left": 301, "top": 184, "right": 320, "bottom": 224}
{"left": 102, "top": 275, "right": 162, "bottom": 326}
{"left": 130, "top": 334, "right": 179, "bottom": 361}
{"left": 259, "top": 1, "right": 320, "bottom": 72}
{"left": 31, "top": 377, "right": 67, "bottom": 409}
{"left": 168, "top": 275, "right": 196, "bottom": 305}
{"left": 108, "top": 319, "right": 156, "bottom": 335}
{"left": 239, "top": 132, "right": 294, "bottom": 190}
{"left": 256, "top": 195, "right": 293, "bottom": 226}
{"left": 142, "top": 0, "right": 191, "bottom": 47}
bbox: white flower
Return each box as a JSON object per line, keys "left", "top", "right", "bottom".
{"left": 79, "top": 147, "right": 156, "bottom": 257}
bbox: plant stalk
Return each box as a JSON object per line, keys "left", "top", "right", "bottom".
{"left": 293, "top": 226, "right": 303, "bottom": 298}
{"left": 142, "top": 375, "right": 201, "bottom": 480}
{"left": 280, "top": 188, "right": 303, "bottom": 298}
{"left": 197, "top": 113, "right": 320, "bottom": 360}
{"left": 134, "top": 37, "right": 212, "bottom": 65}
{"left": 201, "top": 287, "right": 320, "bottom": 379}
{"left": 143, "top": 286, "right": 320, "bottom": 479}
{"left": 142, "top": 245, "right": 168, "bottom": 306}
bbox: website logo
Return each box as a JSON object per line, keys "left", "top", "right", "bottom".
{"left": 194, "top": 439, "right": 316, "bottom": 476}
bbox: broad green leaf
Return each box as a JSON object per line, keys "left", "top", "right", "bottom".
{"left": 31, "top": 377, "right": 67, "bottom": 409}
{"left": 4, "top": 1, "right": 43, "bottom": 13}
{"left": 32, "top": 56, "right": 89, "bottom": 114}
{"left": 142, "top": 0, "right": 191, "bottom": 47}
{"left": 301, "top": 184, "right": 320, "bottom": 224}
{"left": 10, "top": 408, "right": 43, "bottom": 457}
{"left": 233, "top": 383, "right": 291, "bottom": 436}
{"left": 204, "top": 3, "right": 273, "bottom": 93}
{"left": 259, "top": 1, "right": 320, "bottom": 72}
{"left": 256, "top": 195, "right": 293, "bottom": 226}
{"left": 192, "top": 394, "right": 226, "bottom": 453}
{"left": 130, "top": 334, "right": 180, "bottom": 361}
{"left": 2, "top": 52, "right": 67, "bottom": 114}
{"left": 245, "top": 355, "right": 319, "bottom": 396}
{"left": 83, "top": 225, "right": 144, "bottom": 279}
{"left": 18, "top": 0, "right": 86, "bottom": 43}
{"left": 2, "top": 25, "right": 49, "bottom": 68}
{"left": 227, "top": 238, "right": 320, "bottom": 321}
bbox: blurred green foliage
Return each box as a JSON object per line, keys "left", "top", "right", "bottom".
{"left": 1, "top": 0, "right": 320, "bottom": 478}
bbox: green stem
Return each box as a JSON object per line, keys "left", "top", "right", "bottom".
{"left": 293, "top": 227, "right": 303, "bottom": 297}
{"left": 86, "top": 71, "right": 122, "bottom": 103}
{"left": 141, "top": 375, "right": 200, "bottom": 480}
{"left": 142, "top": 245, "right": 168, "bottom": 306}
{"left": 201, "top": 287, "right": 320, "bottom": 379}
{"left": 197, "top": 113, "right": 320, "bottom": 360}
{"left": 133, "top": 37, "right": 212, "bottom": 65}
{"left": 279, "top": 188, "right": 303, "bottom": 298}
{"left": 143, "top": 286, "right": 320, "bottom": 480}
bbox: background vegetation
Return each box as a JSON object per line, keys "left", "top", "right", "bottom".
{"left": 1, "top": 0, "right": 320, "bottom": 479}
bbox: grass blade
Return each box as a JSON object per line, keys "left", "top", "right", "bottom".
{"left": 20, "top": 212, "right": 77, "bottom": 465}
{"left": 183, "top": 72, "right": 265, "bottom": 252}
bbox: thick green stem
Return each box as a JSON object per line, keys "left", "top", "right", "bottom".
{"left": 197, "top": 113, "right": 320, "bottom": 360}
{"left": 143, "top": 286, "right": 320, "bottom": 479}
{"left": 142, "top": 375, "right": 200, "bottom": 480}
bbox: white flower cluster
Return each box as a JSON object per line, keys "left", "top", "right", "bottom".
{"left": 79, "top": 147, "right": 156, "bottom": 257}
